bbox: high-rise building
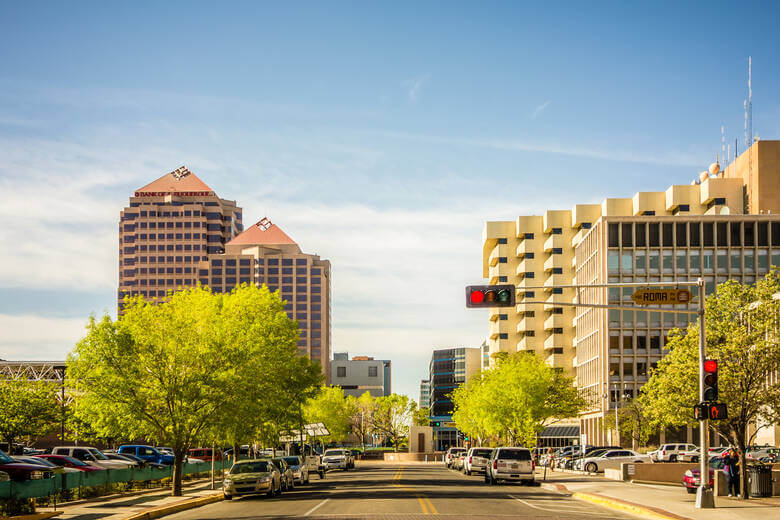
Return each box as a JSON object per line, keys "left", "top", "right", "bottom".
{"left": 198, "top": 217, "right": 331, "bottom": 379}
{"left": 419, "top": 379, "right": 431, "bottom": 409}
{"left": 428, "top": 347, "right": 481, "bottom": 450}
{"left": 330, "top": 353, "right": 391, "bottom": 397}
{"left": 118, "top": 166, "right": 242, "bottom": 310}
{"left": 480, "top": 140, "right": 780, "bottom": 445}
{"left": 118, "top": 167, "right": 330, "bottom": 378}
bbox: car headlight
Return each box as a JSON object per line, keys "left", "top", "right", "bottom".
{"left": 30, "top": 471, "right": 45, "bottom": 480}
{"left": 223, "top": 478, "right": 232, "bottom": 485}
{"left": 260, "top": 475, "right": 272, "bottom": 482}
{"left": 684, "top": 470, "right": 693, "bottom": 478}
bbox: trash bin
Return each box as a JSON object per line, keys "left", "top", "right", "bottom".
{"left": 748, "top": 465, "right": 773, "bottom": 498}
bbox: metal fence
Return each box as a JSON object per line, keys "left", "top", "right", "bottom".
{"left": 0, "top": 462, "right": 213, "bottom": 500}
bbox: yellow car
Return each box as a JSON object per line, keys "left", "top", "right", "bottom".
{"left": 223, "top": 459, "right": 282, "bottom": 499}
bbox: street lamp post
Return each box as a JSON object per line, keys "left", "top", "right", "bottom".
{"left": 613, "top": 382, "right": 620, "bottom": 447}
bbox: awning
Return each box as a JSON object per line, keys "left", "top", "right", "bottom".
{"left": 539, "top": 425, "right": 580, "bottom": 438}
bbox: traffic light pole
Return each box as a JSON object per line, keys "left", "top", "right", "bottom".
{"left": 695, "top": 278, "right": 714, "bottom": 508}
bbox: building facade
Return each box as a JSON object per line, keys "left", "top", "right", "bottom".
{"left": 330, "top": 353, "right": 391, "bottom": 397}
{"left": 118, "top": 167, "right": 330, "bottom": 378}
{"left": 419, "top": 379, "right": 431, "bottom": 409}
{"left": 428, "top": 347, "right": 481, "bottom": 450}
{"left": 118, "top": 166, "right": 243, "bottom": 311}
{"left": 480, "top": 140, "right": 780, "bottom": 444}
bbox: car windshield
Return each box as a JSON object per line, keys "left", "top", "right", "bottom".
{"left": 587, "top": 449, "right": 609, "bottom": 458}
{"left": 0, "top": 451, "right": 13, "bottom": 464}
{"left": 231, "top": 461, "right": 270, "bottom": 474}
{"left": 283, "top": 456, "right": 300, "bottom": 465}
{"left": 497, "top": 450, "right": 531, "bottom": 460}
{"left": 89, "top": 449, "right": 108, "bottom": 460}
{"left": 324, "top": 450, "right": 344, "bottom": 456}
{"left": 472, "top": 449, "right": 492, "bottom": 457}
{"left": 63, "top": 456, "right": 88, "bottom": 467}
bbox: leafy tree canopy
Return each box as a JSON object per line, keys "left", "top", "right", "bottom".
{"left": 0, "top": 377, "right": 59, "bottom": 449}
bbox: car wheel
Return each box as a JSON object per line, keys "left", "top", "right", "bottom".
{"left": 670, "top": 455, "right": 677, "bottom": 462}
{"left": 686, "top": 487, "right": 696, "bottom": 494}
{"left": 692, "top": 457, "right": 699, "bottom": 463}
{"left": 465, "top": 469, "right": 471, "bottom": 476}
{"left": 585, "top": 462, "right": 597, "bottom": 473}
{"left": 224, "top": 494, "right": 233, "bottom": 500}
{"left": 319, "top": 470, "right": 325, "bottom": 479}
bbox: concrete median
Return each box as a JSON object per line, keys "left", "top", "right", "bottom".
{"left": 121, "top": 493, "right": 224, "bottom": 520}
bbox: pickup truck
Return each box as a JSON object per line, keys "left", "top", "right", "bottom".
{"left": 118, "top": 445, "right": 175, "bottom": 465}
{"left": 321, "top": 448, "right": 355, "bottom": 471}
{"left": 51, "top": 446, "right": 133, "bottom": 469}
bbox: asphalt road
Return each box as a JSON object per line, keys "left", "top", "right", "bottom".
{"left": 167, "top": 462, "right": 638, "bottom": 520}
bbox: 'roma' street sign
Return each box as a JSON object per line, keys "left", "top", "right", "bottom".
{"left": 631, "top": 289, "right": 692, "bottom": 305}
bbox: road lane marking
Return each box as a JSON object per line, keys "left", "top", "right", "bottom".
{"left": 423, "top": 497, "right": 438, "bottom": 514}
{"left": 416, "top": 496, "right": 429, "bottom": 514}
{"left": 303, "top": 498, "right": 330, "bottom": 516}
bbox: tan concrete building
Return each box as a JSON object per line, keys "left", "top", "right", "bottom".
{"left": 118, "top": 167, "right": 331, "bottom": 378}
{"left": 197, "top": 217, "right": 332, "bottom": 379}
{"left": 481, "top": 140, "right": 780, "bottom": 444}
{"left": 118, "top": 166, "right": 242, "bottom": 310}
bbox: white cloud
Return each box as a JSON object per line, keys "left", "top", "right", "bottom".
{"left": 531, "top": 100, "right": 551, "bottom": 119}
{"left": 0, "top": 314, "right": 87, "bottom": 360}
{"left": 401, "top": 74, "right": 431, "bottom": 103}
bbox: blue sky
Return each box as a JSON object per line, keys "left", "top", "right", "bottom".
{"left": 1, "top": 1, "right": 779, "bottom": 399}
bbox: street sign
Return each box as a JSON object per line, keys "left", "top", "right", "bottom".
{"left": 631, "top": 289, "right": 692, "bottom": 305}
{"left": 444, "top": 422, "right": 456, "bottom": 427}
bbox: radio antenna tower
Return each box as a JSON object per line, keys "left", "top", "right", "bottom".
{"left": 721, "top": 126, "right": 725, "bottom": 165}
{"left": 745, "top": 56, "right": 753, "bottom": 147}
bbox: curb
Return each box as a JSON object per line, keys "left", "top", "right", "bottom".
{"left": 572, "top": 491, "right": 692, "bottom": 520}
{"left": 13, "top": 513, "right": 63, "bottom": 520}
{"left": 121, "top": 493, "right": 224, "bottom": 520}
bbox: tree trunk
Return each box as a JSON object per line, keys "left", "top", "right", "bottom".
{"left": 172, "top": 448, "right": 185, "bottom": 497}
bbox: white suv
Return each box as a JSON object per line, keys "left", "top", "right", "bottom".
{"left": 321, "top": 449, "right": 354, "bottom": 471}
{"left": 485, "top": 447, "right": 535, "bottom": 485}
{"left": 649, "top": 443, "right": 698, "bottom": 462}
{"left": 463, "top": 447, "right": 493, "bottom": 475}
{"left": 445, "top": 447, "right": 467, "bottom": 468}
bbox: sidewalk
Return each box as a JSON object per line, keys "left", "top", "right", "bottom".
{"left": 36, "top": 480, "right": 223, "bottom": 520}
{"left": 539, "top": 470, "right": 779, "bottom": 520}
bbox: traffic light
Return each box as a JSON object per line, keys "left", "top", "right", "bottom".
{"left": 708, "top": 403, "right": 728, "bottom": 420}
{"left": 466, "top": 285, "right": 515, "bottom": 308}
{"left": 703, "top": 359, "right": 718, "bottom": 401}
{"left": 432, "top": 421, "right": 441, "bottom": 427}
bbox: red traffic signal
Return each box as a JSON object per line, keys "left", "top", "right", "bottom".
{"left": 703, "top": 358, "right": 718, "bottom": 401}
{"left": 709, "top": 403, "right": 728, "bottom": 420}
{"left": 466, "top": 285, "right": 515, "bottom": 308}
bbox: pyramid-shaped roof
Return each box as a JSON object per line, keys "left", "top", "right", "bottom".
{"left": 135, "top": 166, "right": 214, "bottom": 195}
{"left": 228, "top": 217, "right": 297, "bottom": 246}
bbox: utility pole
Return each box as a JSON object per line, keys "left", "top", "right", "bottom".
{"left": 695, "top": 278, "right": 715, "bottom": 508}
{"left": 613, "top": 382, "right": 620, "bottom": 447}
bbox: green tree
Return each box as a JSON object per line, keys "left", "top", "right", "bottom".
{"left": 372, "top": 394, "right": 415, "bottom": 452}
{"left": 0, "top": 377, "right": 59, "bottom": 450}
{"left": 452, "top": 353, "right": 586, "bottom": 446}
{"left": 304, "top": 386, "right": 355, "bottom": 444}
{"left": 68, "top": 284, "right": 320, "bottom": 496}
{"left": 602, "top": 398, "right": 654, "bottom": 450}
{"left": 640, "top": 270, "right": 780, "bottom": 500}
{"left": 349, "top": 392, "right": 376, "bottom": 451}
{"left": 412, "top": 405, "right": 430, "bottom": 427}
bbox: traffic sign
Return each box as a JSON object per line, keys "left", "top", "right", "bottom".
{"left": 631, "top": 289, "right": 692, "bottom": 305}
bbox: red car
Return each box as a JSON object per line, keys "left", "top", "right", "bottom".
{"left": 35, "top": 454, "right": 105, "bottom": 472}
{"left": 0, "top": 449, "right": 55, "bottom": 481}
{"left": 682, "top": 456, "right": 764, "bottom": 493}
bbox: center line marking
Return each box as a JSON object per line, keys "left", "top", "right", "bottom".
{"left": 303, "top": 498, "right": 330, "bottom": 516}
{"left": 417, "top": 496, "right": 429, "bottom": 514}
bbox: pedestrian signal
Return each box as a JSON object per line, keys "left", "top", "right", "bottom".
{"left": 708, "top": 403, "right": 727, "bottom": 420}
{"left": 703, "top": 359, "right": 718, "bottom": 401}
{"left": 466, "top": 285, "right": 515, "bottom": 308}
{"left": 693, "top": 404, "right": 707, "bottom": 421}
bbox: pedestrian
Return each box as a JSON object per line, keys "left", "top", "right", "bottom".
{"left": 722, "top": 448, "right": 740, "bottom": 497}
{"left": 546, "top": 447, "right": 555, "bottom": 472}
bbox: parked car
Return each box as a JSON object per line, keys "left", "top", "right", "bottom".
{"left": 648, "top": 444, "right": 698, "bottom": 462}
{"left": 118, "top": 445, "right": 175, "bottom": 465}
{"left": 747, "top": 445, "right": 778, "bottom": 462}
{"left": 682, "top": 456, "right": 767, "bottom": 493}
{"left": 445, "top": 447, "right": 467, "bottom": 468}
{"left": 189, "top": 448, "right": 223, "bottom": 462}
{"left": 581, "top": 449, "right": 651, "bottom": 473}
{"left": 223, "top": 459, "right": 282, "bottom": 499}
{"left": 35, "top": 454, "right": 105, "bottom": 472}
{"left": 453, "top": 452, "right": 467, "bottom": 471}
{"left": 51, "top": 446, "right": 132, "bottom": 469}
{"left": 281, "top": 455, "right": 310, "bottom": 485}
{"left": 272, "top": 458, "right": 295, "bottom": 491}
{"left": 223, "top": 446, "right": 251, "bottom": 459}
{"left": 0, "top": 470, "right": 9, "bottom": 482}
{"left": 0, "top": 450, "right": 55, "bottom": 481}
{"left": 485, "top": 447, "right": 535, "bottom": 485}
{"left": 102, "top": 452, "right": 140, "bottom": 467}
{"left": 463, "top": 447, "right": 493, "bottom": 475}
{"left": 12, "top": 456, "right": 81, "bottom": 474}
{"left": 322, "top": 449, "right": 354, "bottom": 471}
{"left": 105, "top": 451, "right": 164, "bottom": 469}
{"left": 158, "top": 447, "right": 174, "bottom": 456}
{"left": 573, "top": 449, "right": 610, "bottom": 470}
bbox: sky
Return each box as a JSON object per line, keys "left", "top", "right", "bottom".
{"left": 1, "top": 1, "right": 779, "bottom": 399}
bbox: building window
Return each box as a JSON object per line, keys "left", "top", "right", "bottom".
{"left": 525, "top": 272, "right": 534, "bottom": 278}
{"left": 551, "top": 228, "right": 562, "bottom": 235}
{"left": 369, "top": 366, "right": 378, "bottom": 377}
{"left": 524, "top": 233, "right": 534, "bottom": 239}
{"left": 498, "top": 238, "right": 507, "bottom": 244}
{"left": 499, "top": 314, "right": 508, "bottom": 320}
{"left": 498, "top": 276, "right": 508, "bottom": 282}
{"left": 499, "top": 333, "right": 508, "bottom": 339}
{"left": 337, "top": 367, "right": 346, "bottom": 378}
{"left": 498, "top": 257, "right": 507, "bottom": 263}
{"left": 551, "top": 248, "right": 563, "bottom": 254}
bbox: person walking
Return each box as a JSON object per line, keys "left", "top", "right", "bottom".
{"left": 546, "top": 447, "right": 556, "bottom": 472}
{"left": 722, "top": 448, "right": 740, "bottom": 497}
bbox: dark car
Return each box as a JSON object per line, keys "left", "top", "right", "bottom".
{"left": 0, "top": 450, "right": 55, "bottom": 481}
{"left": 682, "top": 456, "right": 766, "bottom": 493}
{"left": 108, "top": 452, "right": 164, "bottom": 469}
{"left": 272, "top": 458, "right": 295, "bottom": 491}
{"left": 35, "top": 454, "right": 105, "bottom": 472}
